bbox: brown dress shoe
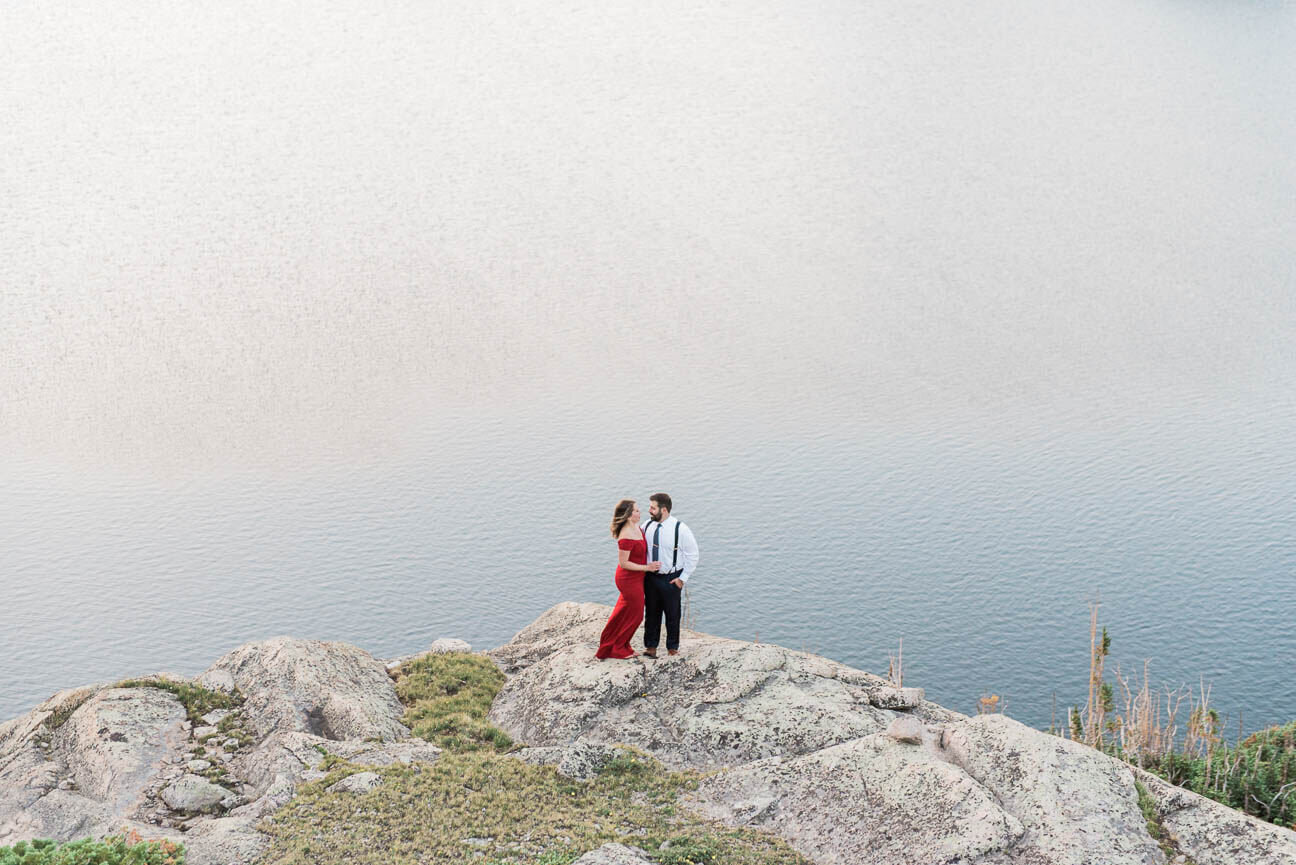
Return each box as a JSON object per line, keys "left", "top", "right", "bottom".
{"left": 667, "top": 649, "right": 680, "bottom": 656}
{"left": 642, "top": 649, "right": 658, "bottom": 659}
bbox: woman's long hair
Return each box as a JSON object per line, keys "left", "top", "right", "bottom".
{"left": 610, "top": 499, "right": 636, "bottom": 538}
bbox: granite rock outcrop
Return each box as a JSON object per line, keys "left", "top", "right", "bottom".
{"left": 4, "top": 604, "right": 1295, "bottom": 865}
{"left": 490, "top": 603, "right": 1296, "bottom": 865}
{"left": 0, "top": 638, "right": 446, "bottom": 864}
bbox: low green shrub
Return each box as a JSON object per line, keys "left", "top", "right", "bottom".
{"left": 1070, "top": 616, "right": 1296, "bottom": 829}
{"left": 0, "top": 832, "right": 184, "bottom": 864}
{"left": 1140, "top": 720, "right": 1296, "bottom": 828}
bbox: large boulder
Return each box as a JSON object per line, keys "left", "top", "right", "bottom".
{"left": 0, "top": 684, "right": 189, "bottom": 844}
{"left": 942, "top": 715, "right": 1165, "bottom": 865}
{"left": 427, "top": 637, "right": 472, "bottom": 654}
{"left": 160, "top": 774, "right": 233, "bottom": 814}
{"left": 0, "top": 637, "right": 439, "bottom": 864}
{"left": 200, "top": 636, "right": 408, "bottom": 742}
{"left": 487, "top": 604, "right": 953, "bottom": 770}
{"left": 691, "top": 733, "right": 1025, "bottom": 865}
{"left": 58, "top": 688, "right": 189, "bottom": 812}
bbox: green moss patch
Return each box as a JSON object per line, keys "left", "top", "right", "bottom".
{"left": 394, "top": 652, "right": 513, "bottom": 753}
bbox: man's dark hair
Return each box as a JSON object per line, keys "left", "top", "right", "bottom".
{"left": 650, "top": 492, "right": 672, "bottom": 513}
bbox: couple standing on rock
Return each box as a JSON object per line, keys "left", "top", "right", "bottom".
{"left": 595, "top": 493, "right": 700, "bottom": 661}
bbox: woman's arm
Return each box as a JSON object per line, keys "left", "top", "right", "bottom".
{"left": 619, "top": 547, "right": 659, "bottom": 571}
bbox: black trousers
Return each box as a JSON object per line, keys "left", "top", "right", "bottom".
{"left": 643, "top": 571, "right": 683, "bottom": 650}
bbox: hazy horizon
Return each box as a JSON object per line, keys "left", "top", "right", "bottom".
{"left": 2, "top": 0, "right": 1294, "bottom": 728}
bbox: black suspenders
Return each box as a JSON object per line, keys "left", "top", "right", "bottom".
{"left": 646, "top": 519, "right": 685, "bottom": 574}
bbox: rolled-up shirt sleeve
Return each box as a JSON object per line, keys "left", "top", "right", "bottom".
{"left": 678, "top": 523, "right": 700, "bottom": 583}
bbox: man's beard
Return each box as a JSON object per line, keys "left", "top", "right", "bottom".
{"left": 650, "top": 511, "right": 663, "bottom": 522}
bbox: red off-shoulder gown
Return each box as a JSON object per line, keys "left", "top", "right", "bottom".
{"left": 595, "top": 530, "right": 647, "bottom": 659}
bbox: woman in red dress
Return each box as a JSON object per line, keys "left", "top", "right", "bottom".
{"left": 595, "top": 499, "right": 660, "bottom": 659}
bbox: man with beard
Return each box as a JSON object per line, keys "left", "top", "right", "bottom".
{"left": 639, "top": 492, "right": 700, "bottom": 658}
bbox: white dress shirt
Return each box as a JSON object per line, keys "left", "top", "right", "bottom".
{"left": 639, "top": 515, "right": 699, "bottom": 583}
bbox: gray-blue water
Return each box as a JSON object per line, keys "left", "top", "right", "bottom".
{"left": 2, "top": 0, "right": 1295, "bottom": 733}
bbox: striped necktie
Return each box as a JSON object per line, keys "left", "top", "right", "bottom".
{"left": 652, "top": 523, "right": 661, "bottom": 568}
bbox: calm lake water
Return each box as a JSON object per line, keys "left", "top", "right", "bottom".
{"left": 2, "top": 0, "right": 1295, "bottom": 732}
